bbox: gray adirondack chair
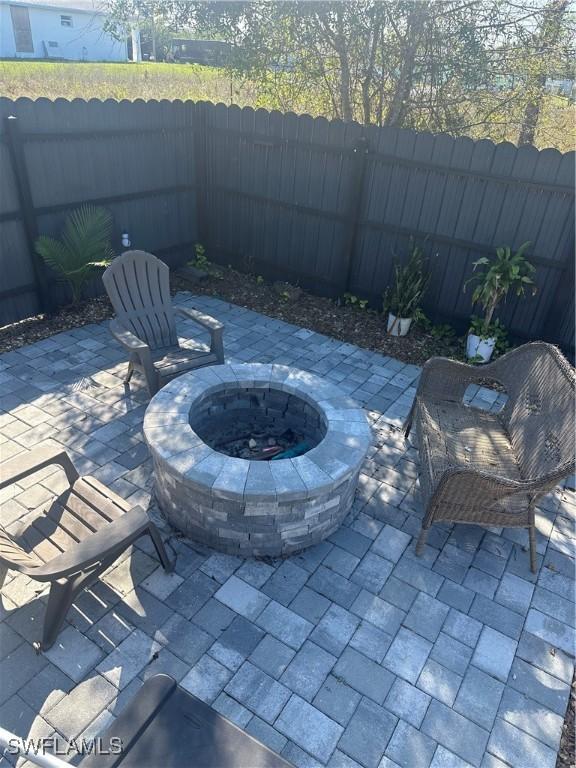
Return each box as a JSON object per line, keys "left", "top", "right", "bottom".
{"left": 103, "top": 250, "right": 224, "bottom": 396}
{"left": 0, "top": 443, "right": 173, "bottom": 651}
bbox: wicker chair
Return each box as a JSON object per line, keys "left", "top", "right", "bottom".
{"left": 405, "top": 342, "right": 575, "bottom": 572}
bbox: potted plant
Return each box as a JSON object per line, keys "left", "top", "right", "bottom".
{"left": 35, "top": 204, "right": 113, "bottom": 305}
{"left": 383, "top": 241, "right": 430, "bottom": 336}
{"left": 467, "top": 316, "right": 509, "bottom": 362}
{"left": 464, "top": 242, "right": 536, "bottom": 362}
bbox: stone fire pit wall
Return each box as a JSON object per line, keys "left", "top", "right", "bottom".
{"left": 144, "top": 364, "right": 372, "bottom": 557}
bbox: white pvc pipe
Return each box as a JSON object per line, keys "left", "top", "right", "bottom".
{"left": 0, "top": 726, "right": 70, "bottom": 768}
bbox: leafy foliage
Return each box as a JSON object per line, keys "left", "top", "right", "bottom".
{"left": 431, "top": 323, "right": 457, "bottom": 343}
{"left": 383, "top": 241, "right": 430, "bottom": 319}
{"left": 464, "top": 242, "right": 536, "bottom": 335}
{"left": 190, "top": 242, "right": 210, "bottom": 270}
{"left": 101, "top": 1, "right": 574, "bottom": 148}
{"left": 344, "top": 292, "right": 369, "bottom": 310}
{"left": 35, "top": 205, "right": 113, "bottom": 304}
{"left": 188, "top": 242, "right": 223, "bottom": 278}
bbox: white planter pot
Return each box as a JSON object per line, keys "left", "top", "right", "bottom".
{"left": 466, "top": 333, "right": 496, "bottom": 362}
{"left": 387, "top": 313, "right": 412, "bottom": 337}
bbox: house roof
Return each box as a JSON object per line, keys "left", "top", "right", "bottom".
{"left": 0, "top": 0, "right": 108, "bottom": 15}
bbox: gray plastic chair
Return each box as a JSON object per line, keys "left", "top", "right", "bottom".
{"left": 0, "top": 443, "right": 172, "bottom": 651}
{"left": 102, "top": 250, "right": 224, "bottom": 395}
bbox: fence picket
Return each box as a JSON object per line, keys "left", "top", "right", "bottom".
{"left": 0, "top": 98, "right": 572, "bottom": 353}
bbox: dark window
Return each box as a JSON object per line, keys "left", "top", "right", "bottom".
{"left": 10, "top": 5, "right": 33, "bottom": 53}
{"left": 60, "top": 14, "right": 73, "bottom": 27}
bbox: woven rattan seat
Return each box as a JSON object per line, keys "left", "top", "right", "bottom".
{"left": 406, "top": 342, "right": 575, "bottom": 571}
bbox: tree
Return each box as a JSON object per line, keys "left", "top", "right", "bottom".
{"left": 104, "top": 0, "right": 575, "bottom": 148}
{"left": 385, "top": 1, "right": 430, "bottom": 127}
{"left": 518, "top": 0, "right": 571, "bottom": 145}
{"left": 104, "top": 0, "right": 187, "bottom": 59}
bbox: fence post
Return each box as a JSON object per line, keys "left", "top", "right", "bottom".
{"left": 342, "top": 134, "right": 369, "bottom": 294}
{"left": 193, "top": 102, "right": 209, "bottom": 254}
{"left": 4, "top": 115, "right": 52, "bottom": 314}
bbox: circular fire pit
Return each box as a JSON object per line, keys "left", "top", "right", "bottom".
{"left": 144, "top": 364, "right": 372, "bottom": 556}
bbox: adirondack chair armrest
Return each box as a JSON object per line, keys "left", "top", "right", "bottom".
{"left": 0, "top": 443, "right": 79, "bottom": 491}
{"left": 176, "top": 307, "right": 224, "bottom": 362}
{"left": 109, "top": 319, "right": 151, "bottom": 353}
{"left": 32, "top": 506, "right": 151, "bottom": 580}
{"left": 175, "top": 306, "right": 223, "bottom": 332}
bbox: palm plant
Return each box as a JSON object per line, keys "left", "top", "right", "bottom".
{"left": 465, "top": 242, "right": 536, "bottom": 337}
{"left": 35, "top": 205, "right": 114, "bottom": 304}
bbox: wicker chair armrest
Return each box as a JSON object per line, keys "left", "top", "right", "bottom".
{"left": 416, "top": 357, "right": 505, "bottom": 402}
{"left": 0, "top": 442, "right": 79, "bottom": 491}
{"left": 32, "top": 506, "right": 150, "bottom": 580}
{"left": 109, "top": 319, "right": 150, "bottom": 352}
{"left": 404, "top": 357, "right": 503, "bottom": 437}
{"left": 175, "top": 306, "right": 223, "bottom": 333}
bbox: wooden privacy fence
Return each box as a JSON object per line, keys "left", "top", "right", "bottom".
{"left": 0, "top": 97, "right": 574, "bottom": 352}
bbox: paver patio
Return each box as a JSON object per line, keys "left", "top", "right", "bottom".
{"left": 0, "top": 293, "right": 574, "bottom": 768}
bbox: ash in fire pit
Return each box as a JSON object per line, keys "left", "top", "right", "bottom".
{"left": 190, "top": 386, "right": 326, "bottom": 461}
{"left": 216, "top": 428, "right": 302, "bottom": 460}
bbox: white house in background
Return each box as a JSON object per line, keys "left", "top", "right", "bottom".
{"left": 0, "top": 0, "right": 139, "bottom": 61}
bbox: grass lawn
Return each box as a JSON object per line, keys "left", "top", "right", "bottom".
{"left": 1, "top": 59, "right": 574, "bottom": 152}
{"left": 0, "top": 59, "right": 254, "bottom": 104}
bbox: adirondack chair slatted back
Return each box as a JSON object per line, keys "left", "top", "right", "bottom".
{"left": 500, "top": 343, "right": 576, "bottom": 483}
{"left": 103, "top": 251, "right": 178, "bottom": 350}
{"left": 0, "top": 525, "right": 41, "bottom": 570}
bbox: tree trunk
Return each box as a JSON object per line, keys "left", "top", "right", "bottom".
{"left": 518, "top": 0, "right": 569, "bottom": 146}
{"left": 385, "top": 3, "right": 429, "bottom": 127}
{"left": 338, "top": 49, "right": 353, "bottom": 121}
{"left": 312, "top": 10, "right": 352, "bottom": 121}
{"left": 483, "top": 294, "right": 499, "bottom": 332}
{"left": 362, "top": 72, "right": 371, "bottom": 126}
{"left": 333, "top": 7, "right": 353, "bottom": 122}
{"left": 151, "top": 15, "right": 157, "bottom": 60}
{"left": 361, "top": 18, "right": 381, "bottom": 126}
{"left": 518, "top": 86, "right": 545, "bottom": 146}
